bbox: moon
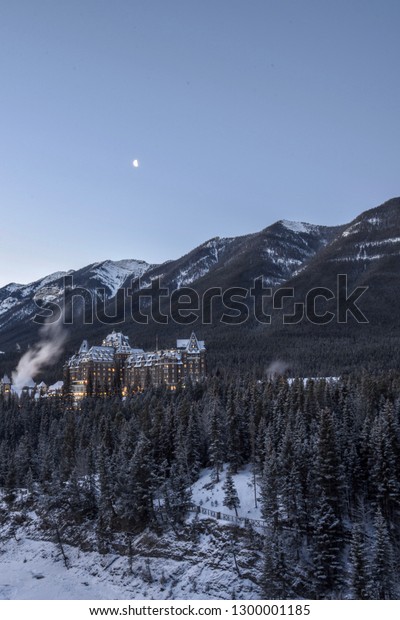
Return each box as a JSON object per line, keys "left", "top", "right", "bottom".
{"left": 132, "top": 159, "right": 139, "bottom": 168}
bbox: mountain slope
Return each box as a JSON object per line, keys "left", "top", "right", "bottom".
{"left": 0, "top": 220, "right": 340, "bottom": 354}
{"left": 78, "top": 219, "right": 342, "bottom": 355}
{"left": 0, "top": 259, "right": 152, "bottom": 351}
{"left": 241, "top": 197, "right": 400, "bottom": 374}
{"left": 0, "top": 197, "right": 399, "bottom": 377}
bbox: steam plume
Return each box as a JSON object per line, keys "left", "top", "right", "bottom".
{"left": 266, "top": 360, "right": 289, "bottom": 379}
{"left": 12, "top": 319, "right": 67, "bottom": 395}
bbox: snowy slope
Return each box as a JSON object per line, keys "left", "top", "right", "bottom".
{"left": 0, "top": 260, "right": 152, "bottom": 336}
{"left": 189, "top": 465, "right": 262, "bottom": 522}
{"left": 136, "top": 237, "right": 237, "bottom": 291}
{"left": 279, "top": 220, "right": 320, "bottom": 234}
{"left": 90, "top": 260, "right": 150, "bottom": 297}
{"left": 0, "top": 529, "right": 261, "bottom": 600}
{"left": 0, "top": 538, "right": 126, "bottom": 600}
{"left": 0, "top": 467, "right": 264, "bottom": 600}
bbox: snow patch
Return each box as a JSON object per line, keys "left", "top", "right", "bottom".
{"left": 90, "top": 260, "right": 150, "bottom": 297}
{"left": 0, "top": 297, "right": 20, "bottom": 317}
{"left": 342, "top": 215, "right": 382, "bottom": 238}
{"left": 356, "top": 237, "right": 400, "bottom": 248}
{"left": 342, "top": 222, "right": 361, "bottom": 238}
{"left": 366, "top": 216, "right": 381, "bottom": 226}
{"left": 190, "top": 464, "right": 262, "bottom": 522}
{"left": 330, "top": 254, "right": 388, "bottom": 262}
{"left": 280, "top": 220, "right": 318, "bottom": 234}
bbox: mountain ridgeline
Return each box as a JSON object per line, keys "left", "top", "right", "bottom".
{"left": 1, "top": 197, "right": 400, "bottom": 380}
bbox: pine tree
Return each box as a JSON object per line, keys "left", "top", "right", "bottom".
{"left": 96, "top": 450, "right": 115, "bottom": 547}
{"left": 366, "top": 508, "right": 396, "bottom": 599}
{"left": 225, "top": 386, "right": 243, "bottom": 474}
{"left": 349, "top": 522, "right": 368, "bottom": 599}
{"left": 164, "top": 457, "right": 192, "bottom": 524}
{"left": 185, "top": 405, "right": 203, "bottom": 481}
{"left": 223, "top": 470, "right": 240, "bottom": 516}
{"left": 208, "top": 401, "right": 225, "bottom": 483}
{"left": 315, "top": 408, "right": 343, "bottom": 519}
{"left": 311, "top": 492, "right": 342, "bottom": 598}
{"left": 262, "top": 527, "right": 291, "bottom": 599}
{"left": 369, "top": 401, "right": 400, "bottom": 520}
{"left": 127, "top": 433, "right": 157, "bottom": 529}
{"left": 260, "top": 434, "right": 280, "bottom": 529}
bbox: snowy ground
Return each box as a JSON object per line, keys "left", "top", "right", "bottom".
{"left": 0, "top": 538, "right": 128, "bottom": 600}
{"left": 0, "top": 466, "right": 263, "bottom": 600}
{"left": 189, "top": 464, "right": 262, "bottom": 522}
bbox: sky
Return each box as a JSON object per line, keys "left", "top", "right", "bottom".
{"left": 1, "top": 0, "right": 399, "bottom": 286}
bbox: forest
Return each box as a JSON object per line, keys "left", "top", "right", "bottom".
{"left": 0, "top": 369, "right": 400, "bottom": 599}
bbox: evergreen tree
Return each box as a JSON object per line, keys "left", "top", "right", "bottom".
{"left": 262, "top": 527, "right": 290, "bottom": 599}
{"left": 164, "top": 457, "right": 192, "bottom": 524}
{"left": 349, "top": 522, "right": 368, "bottom": 599}
{"left": 260, "top": 435, "right": 280, "bottom": 528}
{"left": 312, "top": 492, "right": 342, "bottom": 598}
{"left": 128, "top": 433, "right": 157, "bottom": 529}
{"left": 208, "top": 401, "right": 225, "bottom": 483}
{"left": 366, "top": 508, "right": 396, "bottom": 599}
{"left": 223, "top": 470, "right": 240, "bottom": 516}
{"left": 226, "top": 387, "right": 243, "bottom": 473}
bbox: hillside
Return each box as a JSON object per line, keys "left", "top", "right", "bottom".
{"left": 0, "top": 467, "right": 264, "bottom": 600}
{"left": 0, "top": 197, "right": 399, "bottom": 380}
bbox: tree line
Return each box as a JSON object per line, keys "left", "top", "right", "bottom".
{"left": 1, "top": 370, "right": 400, "bottom": 599}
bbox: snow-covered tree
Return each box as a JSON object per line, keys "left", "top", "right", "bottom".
{"left": 223, "top": 470, "right": 240, "bottom": 516}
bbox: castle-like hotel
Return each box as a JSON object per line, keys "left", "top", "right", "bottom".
{"left": 64, "top": 331, "right": 206, "bottom": 401}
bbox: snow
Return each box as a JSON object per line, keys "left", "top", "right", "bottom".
{"left": 330, "top": 254, "right": 386, "bottom": 262}
{"left": 355, "top": 237, "right": 400, "bottom": 247}
{"left": 170, "top": 238, "right": 236, "bottom": 288}
{"left": 3, "top": 283, "right": 24, "bottom": 293}
{"left": 287, "top": 376, "right": 340, "bottom": 386}
{"left": 264, "top": 253, "right": 302, "bottom": 268}
{"left": 0, "top": 467, "right": 264, "bottom": 600}
{"left": 48, "top": 380, "right": 64, "bottom": 391}
{"left": 0, "top": 260, "right": 155, "bottom": 337}
{"left": 342, "top": 215, "right": 382, "bottom": 238}
{"left": 33, "top": 286, "right": 62, "bottom": 305}
{"left": 0, "top": 273, "right": 70, "bottom": 320}
{"left": 90, "top": 260, "right": 150, "bottom": 297}
{"left": 203, "top": 237, "right": 234, "bottom": 262}
{"left": 0, "top": 531, "right": 260, "bottom": 600}
{"left": 0, "top": 297, "right": 20, "bottom": 316}
{"left": 342, "top": 222, "right": 361, "bottom": 237}
{"left": 366, "top": 216, "right": 381, "bottom": 226}
{"left": 174, "top": 266, "right": 206, "bottom": 288}
{"left": 189, "top": 464, "right": 262, "bottom": 523}
{"left": 38, "top": 271, "right": 71, "bottom": 288}
{"left": 173, "top": 246, "right": 226, "bottom": 288}
{"left": 280, "top": 220, "right": 319, "bottom": 234}
{"left": 0, "top": 538, "right": 127, "bottom": 600}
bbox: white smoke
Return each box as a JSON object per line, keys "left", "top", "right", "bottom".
{"left": 266, "top": 360, "right": 289, "bottom": 379}
{"left": 12, "top": 319, "right": 67, "bottom": 395}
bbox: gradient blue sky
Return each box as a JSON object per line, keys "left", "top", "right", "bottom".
{"left": 1, "top": 0, "right": 399, "bottom": 286}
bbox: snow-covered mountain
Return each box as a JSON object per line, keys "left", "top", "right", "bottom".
{"left": 126, "top": 219, "right": 340, "bottom": 295}
{"left": 0, "top": 259, "right": 152, "bottom": 334}
{"left": 0, "top": 197, "right": 400, "bottom": 371}
{"left": 0, "top": 219, "right": 339, "bottom": 351}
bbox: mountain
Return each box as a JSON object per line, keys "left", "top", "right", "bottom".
{"left": 126, "top": 219, "right": 340, "bottom": 292}
{"left": 0, "top": 197, "right": 399, "bottom": 378}
{"left": 0, "top": 259, "right": 151, "bottom": 353}
{"left": 0, "top": 221, "right": 340, "bottom": 352}
{"left": 240, "top": 197, "right": 400, "bottom": 375}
